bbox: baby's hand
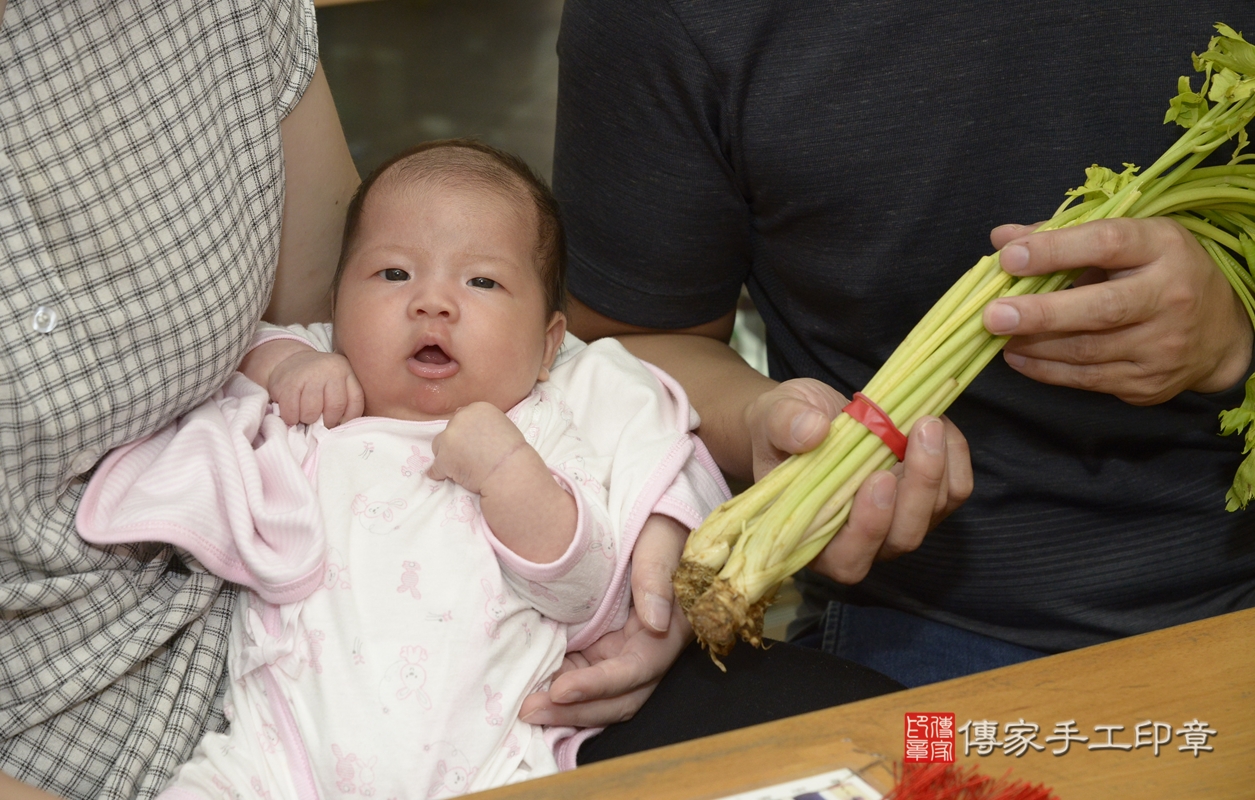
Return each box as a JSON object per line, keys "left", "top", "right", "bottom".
{"left": 267, "top": 349, "right": 365, "bottom": 427}
{"left": 433, "top": 403, "right": 575, "bottom": 562}
{"left": 428, "top": 402, "right": 537, "bottom": 494}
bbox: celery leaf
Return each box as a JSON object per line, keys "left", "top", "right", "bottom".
{"left": 1219, "top": 371, "right": 1255, "bottom": 509}
{"left": 1166, "top": 76, "right": 1207, "bottom": 128}
{"left": 1202, "top": 24, "right": 1255, "bottom": 78}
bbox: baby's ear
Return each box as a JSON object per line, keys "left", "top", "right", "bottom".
{"left": 537, "top": 311, "right": 567, "bottom": 382}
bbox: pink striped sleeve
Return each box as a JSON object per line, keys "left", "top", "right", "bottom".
{"left": 76, "top": 374, "right": 326, "bottom": 604}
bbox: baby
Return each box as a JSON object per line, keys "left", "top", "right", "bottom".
{"left": 78, "top": 140, "right": 728, "bottom": 799}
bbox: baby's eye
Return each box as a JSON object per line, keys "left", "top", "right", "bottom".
{"left": 380, "top": 268, "right": 410, "bottom": 282}
{"left": 467, "top": 277, "right": 498, "bottom": 289}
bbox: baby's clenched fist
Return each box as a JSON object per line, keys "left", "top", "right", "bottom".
{"left": 268, "top": 350, "right": 365, "bottom": 427}
{"left": 428, "top": 402, "right": 539, "bottom": 495}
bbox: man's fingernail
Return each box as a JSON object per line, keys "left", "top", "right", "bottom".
{"left": 985, "top": 302, "right": 1021, "bottom": 334}
{"left": 1005, "top": 351, "right": 1027, "bottom": 368}
{"left": 790, "top": 410, "right": 827, "bottom": 445}
{"left": 919, "top": 418, "right": 944, "bottom": 456}
{"left": 643, "top": 593, "right": 670, "bottom": 631}
{"left": 1001, "top": 243, "right": 1029, "bottom": 273}
{"left": 520, "top": 709, "right": 547, "bottom": 723}
{"left": 872, "top": 475, "right": 896, "bottom": 509}
{"left": 553, "top": 689, "right": 584, "bottom": 703}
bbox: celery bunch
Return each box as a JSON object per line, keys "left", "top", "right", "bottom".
{"left": 675, "top": 24, "right": 1255, "bottom": 665}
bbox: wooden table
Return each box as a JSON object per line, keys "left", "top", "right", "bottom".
{"left": 476, "top": 608, "right": 1254, "bottom": 799}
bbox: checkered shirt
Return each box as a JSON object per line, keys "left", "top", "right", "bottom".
{"left": 0, "top": 1, "right": 317, "bottom": 797}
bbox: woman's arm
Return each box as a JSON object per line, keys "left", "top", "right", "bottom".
{"left": 0, "top": 771, "right": 63, "bottom": 800}
{"left": 266, "top": 62, "right": 360, "bottom": 325}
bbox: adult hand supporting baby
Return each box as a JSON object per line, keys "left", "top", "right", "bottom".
{"left": 519, "top": 514, "right": 691, "bottom": 727}
{"left": 983, "top": 217, "right": 1253, "bottom": 404}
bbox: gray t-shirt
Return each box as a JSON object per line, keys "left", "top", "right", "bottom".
{"left": 554, "top": 0, "right": 1255, "bottom": 652}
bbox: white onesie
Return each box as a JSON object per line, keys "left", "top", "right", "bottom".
{"left": 78, "top": 329, "right": 729, "bottom": 800}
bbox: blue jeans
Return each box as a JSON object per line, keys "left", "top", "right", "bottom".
{"left": 793, "top": 602, "right": 1047, "bottom": 688}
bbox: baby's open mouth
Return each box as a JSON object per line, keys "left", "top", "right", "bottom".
{"left": 408, "top": 344, "right": 459, "bottom": 380}
{"left": 415, "top": 344, "right": 450, "bottom": 365}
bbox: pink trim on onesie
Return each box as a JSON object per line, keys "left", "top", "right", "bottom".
{"left": 247, "top": 329, "right": 321, "bottom": 353}
{"left": 563, "top": 360, "right": 732, "bottom": 653}
{"left": 565, "top": 434, "right": 696, "bottom": 654}
{"left": 550, "top": 364, "right": 732, "bottom": 770}
{"left": 260, "top": 667, "right": 321, "bottom": 800}
{"left": 259, "top": 601, "right": 322, "bottom": 800}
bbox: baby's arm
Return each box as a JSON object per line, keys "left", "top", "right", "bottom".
{"left": 239, "top": 337, "right": 364, "bottom": 427}
{"left": 427, "top": 402, "right": 577, "bottom": 563}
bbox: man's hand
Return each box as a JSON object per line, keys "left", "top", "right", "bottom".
{"left": 745, "top": 379, "right": 972, "bottom": 584}
{"left": 519, "top": 514, "right": 690, "bottom": 727}
{"left": 983, "top": 217, "right": 1253, "bottom": 405}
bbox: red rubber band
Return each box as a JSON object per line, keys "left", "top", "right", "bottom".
{"left": 841, "top": 392, "right": 908, "bottom": 460}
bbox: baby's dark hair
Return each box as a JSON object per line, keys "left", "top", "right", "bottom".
{"left": 333, "top": 138, "right": 566, "bottom": 317}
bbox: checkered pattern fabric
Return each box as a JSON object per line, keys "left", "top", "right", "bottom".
{"left": 0, "top": 2, "right": 317, "bottom": 797}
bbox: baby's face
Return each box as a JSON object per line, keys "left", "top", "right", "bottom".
{"left": 333, "top": 179, "right": 564, "bottom": 421}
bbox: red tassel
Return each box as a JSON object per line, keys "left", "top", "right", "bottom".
{"left": 884, "top": 762, "right": 1058, "bottom": 800}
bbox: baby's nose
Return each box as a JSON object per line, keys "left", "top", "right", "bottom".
{"left": 411, "top": 287, "right": 457, "bottom": 318}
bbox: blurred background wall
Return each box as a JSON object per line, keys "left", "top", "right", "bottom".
{"left": 316, "top": 0, "right": 562, "bottom": 181}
